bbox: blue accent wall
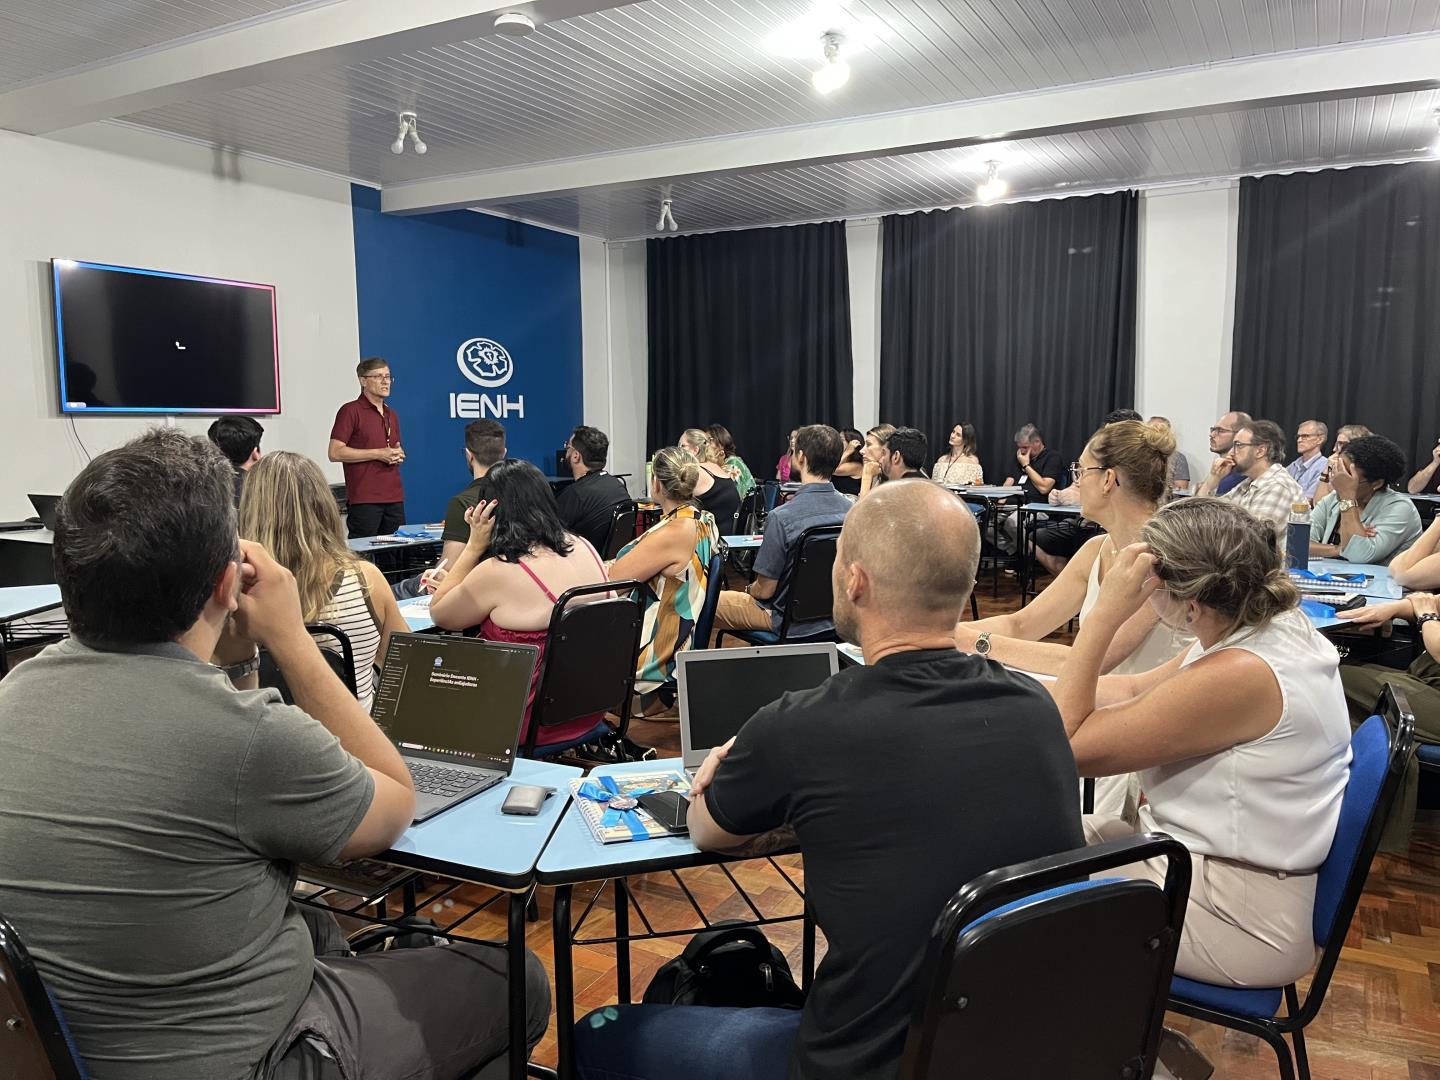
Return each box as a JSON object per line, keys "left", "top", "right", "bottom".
{"left": 350, "top": 184, "right": 582, "bottom": 522}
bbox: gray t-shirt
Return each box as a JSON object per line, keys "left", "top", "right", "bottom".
{"left": 0, "top": 638, "right": 374, "bottom": 1080}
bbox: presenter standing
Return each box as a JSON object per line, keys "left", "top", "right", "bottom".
{"left": 329, "top": 356, "right": 406, "bottom": 538}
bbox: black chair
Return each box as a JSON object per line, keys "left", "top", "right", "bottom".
{"left": 734, "top": 488, "right": 761, "bottom": 534}
{"left": 899, "top": 833, "right": 1191, "bottom": 1080}
{"left": 0, "top": 910, "right": 88, "bottom": 1079}
{"left": 601, "top": 502, "right": 640, "bottom": 560}
{"left": 258, "top": 623, "right": 358, "bottom": 703}
{"left": 522, "top": 580, "right": 645, "bottom": 759}
{"left": 1166, "top": 682, "right": 1417, "bottom": 1080}
{"left": 690, "top": 551, "right": 725, "bottom": 650}
{"left": 717, "top": 524, "right": 842, "bottom": 646}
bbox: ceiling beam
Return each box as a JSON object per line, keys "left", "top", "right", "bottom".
{"left": 0, "top": 0, "right": 641, "bottom": 135}
{"left": 382, "top": 34, "right": 1440, "bottom": 214}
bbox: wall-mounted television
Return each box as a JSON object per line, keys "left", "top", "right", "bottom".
{"left": 52, "top": 259, "right": 280, "bottom": 415}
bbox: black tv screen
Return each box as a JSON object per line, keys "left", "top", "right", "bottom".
{"left": 53, "top": 259, "right": 280, "bottom": 415}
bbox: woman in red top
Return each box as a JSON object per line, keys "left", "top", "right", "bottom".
{"left": 429, "top": 459, "right": 609, "bottom": 748}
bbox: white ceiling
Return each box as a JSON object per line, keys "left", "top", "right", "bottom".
{"left": 5, "top": 1, "right": 1440, "bottom": 238}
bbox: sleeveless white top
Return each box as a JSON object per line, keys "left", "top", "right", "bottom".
{"left": 1078, "top": 541, "right": 1194, "bottom": 674}
{"left": 1141, "top": 608, "right": 1352, "bottom": 870}
{"left": 315, "top": 566, "right": 382, "bottom": 712}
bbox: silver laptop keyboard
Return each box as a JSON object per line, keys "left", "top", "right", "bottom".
{"left": 407, "top": 762, "right": 487, "bottom": 797}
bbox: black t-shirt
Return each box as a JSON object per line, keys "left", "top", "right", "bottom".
{"left": 696, "top": 473, "right": 741, "bottom": 533}
{"left": 555, "top": 470, "right": 631, "bottom": 553}
{"left": 1021, "top": 446, "right": 1067, "bottom": 499}
{"left": 705, "top": 649, "right": 1083, "bottom": 1080}
{"left": 441, "top": 474, "right": 493, "bottom": 545}
{"left": 831, "top": 473, "right": 862, "bottom": 496}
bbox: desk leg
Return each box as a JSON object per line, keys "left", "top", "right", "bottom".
{"left": 801, "top": 904, "right": 815, "bottom": 992}
{"left": 508, "top": 889, "right": 529, "bottom": 1080}
{"left": 614, "top": 879, "right": 631, "bottom": 1004}
{"left": 553, "top": 885, "right": 577, "bottom": 1080}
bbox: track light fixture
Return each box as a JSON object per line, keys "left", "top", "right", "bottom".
{"left": 655, "top": 196, "right": 678, "bottom": 233}
{"left": 976, "top": 160, "right": 1008, "bottom": 204}
{"left": 391, "top": 110, "right": 427, "bottom": 155}
{"left": 811, "top": 31, "right": 850, "bottom": 94}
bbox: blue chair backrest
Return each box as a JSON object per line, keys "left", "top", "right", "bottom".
{"left": 690, "top": 552, "right": 725, "bottom": 650}
{"left": 1312, "top": 714, "right": 1389, "bottom": 944}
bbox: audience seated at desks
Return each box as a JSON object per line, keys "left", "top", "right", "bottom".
{"left": 240, "top": 451, "right": 408, "bottom": 711}
{"left": 607, "top": 446, "right": 719, "bottom": 714}
{"left": 1198, "top": 409, "right": 1252, "bottom": 497}
{"left": 775, "top": 428, "right": 798, "bottom": 483}
{"left": 930, "top": 421, "right": 984, "bottom": 486}
{"left": 556, "top": 424, "right": 632, "bottom": 553}
{"left": 705, "top": 423, "right": 755, "bottom": 499}
{"left": 1312, "top": 423, "right": 1372, "bottom": 504}
{"left": 0, "top": 430, "right": 548, "bottom": 1079}
{"left": 1308, "top": 435, "right": 1421, "bottom": 563}
{"left": 1053, "top": 498, "right": 1352, "bottom": 987}
{"left": 1288, "top": 419, "right": 1329, "bottom": 501}
{"left": 830, "top": 426, "right": 866, "bottom": 496}
{"left": 429, "top": 459, "right": 610, "bottom": 748}
{"left": 714, "top": 424, "right": 852, "bottom": 638}
{"left": 857, "top": 422, "right": 894, "bottom": 497}
{"left": 680, "top": 428, "right": 742, "bottom": 532}
{"left": 1202, "top": 419, "right": 1304, "bottom": 539}
{"left": 878, "top": 426, "right": 929, "bottom": 481}
{"left": 440, "top": 419, "right": 506, "bottom": 568}
{"left": 574, "top": 480, "right": 1083, "bottom": 1080}
{"left": 1031, "top": 409, "right": 1142, "bottom": 578}
{"left": 996, "top": 423, "right": 1067, "bottom": 554}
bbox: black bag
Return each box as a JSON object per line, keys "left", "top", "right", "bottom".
{"left": 348, "top": 915, "right": 446, "bottom": 953}
{"left": 643, "top": 922, "right": 805, "bottom": 1009}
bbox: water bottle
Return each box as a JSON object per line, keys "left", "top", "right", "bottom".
{"left": 1286, "top": 502, "right": 1311, "bottom": 571}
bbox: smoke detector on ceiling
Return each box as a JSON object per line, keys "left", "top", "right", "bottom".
{"left": 494, "top": 12, "right": 536, "bottom": 36}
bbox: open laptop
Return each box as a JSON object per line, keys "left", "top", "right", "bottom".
{"left": 27, "top": 494, "right": 60, "bottom": 531}
{"left": 371, "top": 632, "right": 538, "bottom": 823}
{"left": 676, "top": 643, "right": 840, "bottom": 776}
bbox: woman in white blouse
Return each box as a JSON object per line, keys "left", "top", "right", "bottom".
{"left": 1051, "top": 497, "right": 1352, "bottom": 987}
{"left": 930, "top": 422, "right": 983, "bottom": 486}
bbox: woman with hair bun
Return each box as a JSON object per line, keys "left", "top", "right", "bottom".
{"left": 608, "top": 447, "right": 719, "bottom": 714}
{"left": 1051, "top": 497, "right": 1352, "bottom": 987}
{"left": 679, "top": 428, "right": 741, "bottom": 533}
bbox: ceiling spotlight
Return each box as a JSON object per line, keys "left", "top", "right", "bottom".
{"left": 391, "top": 110, "right": 427, "bottom": 155}
{"left": 494, "top": 11, "right": 536, "bottom": 36}
{"left": 976, "top": 160, "right": 1008, "bottom": 204}
{"left": 811, "top": 31, "right": 850, "bottom": 94}
{"left": 655, "top": 197, "right": 678, "bottom": 233}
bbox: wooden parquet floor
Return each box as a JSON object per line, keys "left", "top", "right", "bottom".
{"left": 385, "top": 571, "right": 1440, "bottom": 1076}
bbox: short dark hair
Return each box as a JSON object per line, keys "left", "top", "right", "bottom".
{"left": 568, "top": 425, "right": 609, "bottom": 470}
{"left": 206, "top": 416, "right": 263, "bottom": 467}
{"left": 1104, "top": 409, "right": 1143, "bottom": 425}
{"left": 887, "top": 427, "right": 929, "bottom": 469}
{"left": 484, "top": 459, "right": 573, "bottom": 562}
{"left": 356, "top": 356, "right": 388, "bottom": 378}
{"left": 464, "top": 420, "right": 506, "bottom": 466}
{"left": 793, "top": 424, "right": 843, "bottom": 479}
{"left": 1241, "top": 420, "right": 1287, "bottom": 465}
{"left": 55, "top": 429, "right": 237, "bottom": 645}
{"left": 1343, "top": 435, "right": 1406, "bottom": 488}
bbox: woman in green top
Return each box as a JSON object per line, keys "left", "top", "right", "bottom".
{"left": 706, "top": 423, "right": 755, "bottom": 499}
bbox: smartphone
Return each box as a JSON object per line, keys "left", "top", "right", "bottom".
{"left": 637, "top": 790, "right": 689, "bottom": 833}
{"left": 500, "top": 784, "right": 552, "bottom": 816}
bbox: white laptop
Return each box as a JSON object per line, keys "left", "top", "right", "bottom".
{"left": 675, "top": 643, "right": 840, "bottom": 775}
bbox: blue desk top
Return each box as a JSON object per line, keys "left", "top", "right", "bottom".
{"left": 1019, "top": 502, "right": 1081, "bottom": 514}
{"left": 398, "top": 596, "right": 435, "bottom": 631}
{"left": 536, "top": 758, "right": 792, "bottom": 884}
{"left": 0, "top": 584, "right": 63, "bottom": 623}
{"left": 383, "top": 758, "right": 582, "bottom": 889}
{"left": 723, "top": 534, "right": 765, "bottom": 550}
{"left": 348, "top": 525, "right": 443, "bottom": 553}
{"left": 946, "top": 485, "right": 1024, "bottom": 498}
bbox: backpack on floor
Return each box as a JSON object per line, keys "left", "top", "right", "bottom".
{"left": 643, "top": 922, "right": 805, "bottom": 1009}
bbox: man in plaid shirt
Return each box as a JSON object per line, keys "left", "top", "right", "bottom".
{"left": 1223, "top": 420, "right": 1305, "bottom": 541}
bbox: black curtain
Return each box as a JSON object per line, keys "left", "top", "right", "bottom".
{"left": 1231, "top": 163, "right": 1440, "bottom": 476}
{"left": 646, "top": 222, "right": 853, "bottom": 469}
{"left": 879, "top": 192, "right": 1138, "bottom": 479}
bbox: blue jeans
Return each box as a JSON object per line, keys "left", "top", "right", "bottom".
{"left": 574, "top": 1004, "right": 801, "bottom": 1080}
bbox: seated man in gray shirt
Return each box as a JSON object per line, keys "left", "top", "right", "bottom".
{"left": 714, "top": 423, "right": 853, "bottom": 639}
{"left": 0, "top": 429, "right": 547, "bottom": 1080}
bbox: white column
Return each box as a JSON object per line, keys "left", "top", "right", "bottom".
{"left": 846, "top": 218, "right": 882, "bottom": 428}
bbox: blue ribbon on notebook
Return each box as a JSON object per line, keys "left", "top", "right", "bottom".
{"left": 577, "top": 775, "right": 655, "bottom": 840}
{"left": 1291, "top": 568, "right": 1367, "bottom": 585}
{"left": 394, "top": 525, "right": 441, "bottom": 538}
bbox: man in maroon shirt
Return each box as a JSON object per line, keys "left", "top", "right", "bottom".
{"left": 329, "top": 357, "right": 406, "bottom": 538}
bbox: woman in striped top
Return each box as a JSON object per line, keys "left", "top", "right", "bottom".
{"left": 239, "top": 451, "right": 407, "bottom": 711}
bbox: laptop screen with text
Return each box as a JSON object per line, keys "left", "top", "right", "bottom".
{"left": 680, "top": 648, "right": 837, "bottom": 755}
{"left": 371, "top": 634, "right": 536, "bottom": 769}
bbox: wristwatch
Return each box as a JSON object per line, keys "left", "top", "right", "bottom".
{"left": 222, "top": 650, "right": 261, "bottom": 680}
{"left": 1336, "top": 499, "right": 1358, "bottom": 513}
{"left": 974, "top": 631, "right": 993, "bottom": 657}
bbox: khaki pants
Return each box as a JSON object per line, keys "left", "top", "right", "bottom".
{"left": 1085, "top": 808, "right": 1319, "bottom": 987}
{"left": 715, "top": 591, "right": 776, "bottom": 632}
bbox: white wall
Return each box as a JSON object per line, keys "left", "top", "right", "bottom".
{"left": 580, "top": 239, "right": 647, "bottom": 492}
{"left": 1136, "top": 182, "right": 1240, "bottom": 475}
{"left": 0, "top": 124, "right": 360, "bottom": 520}
{"left": 846, "top": 219, "right": 882, "bottom": 428}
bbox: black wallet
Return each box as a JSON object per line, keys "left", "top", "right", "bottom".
{"left": 637, "top": 790, "right": 689, "bottom": 833}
